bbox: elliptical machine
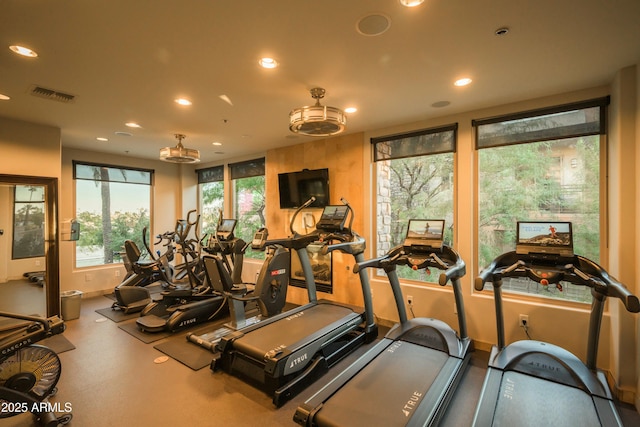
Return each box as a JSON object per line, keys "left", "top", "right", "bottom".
{"left": 202, "top": 217, "right": 247, "bottom": 284}
{"left": 135, "top": 210, "right": 226, "bottom": 333}
{"left": 0, "top": 311, "right": 72, "bottom": 426}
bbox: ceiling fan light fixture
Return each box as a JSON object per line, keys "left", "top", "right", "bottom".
{"left": 289, "top": 88, "right": 346, "bottom": 137}
{"left": 160, "top": 133, "right": 200, "bottom": 163}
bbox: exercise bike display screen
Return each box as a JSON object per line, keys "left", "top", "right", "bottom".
{"left": 216, "top": 219, "right": 237, "bottom": 241}
{"left": 316, "top": 205, "right": 349, "bottom": 231}
{"left": 516, "top": 221, "right": 573, "bottom": 257}
{"left": 403, "top": 219, "right": 445, "bottom": 250}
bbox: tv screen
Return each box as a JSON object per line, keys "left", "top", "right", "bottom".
{"left": 278, "top": 168, "right": 329, "bottom": 209}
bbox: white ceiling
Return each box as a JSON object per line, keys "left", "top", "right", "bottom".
{"left": 1, "top": 0, "right": 639, "bottom": 163}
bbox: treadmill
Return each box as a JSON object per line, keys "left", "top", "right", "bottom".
{"left": 295, "top": 219, "right": 473, "bottom": 427}
{"left": 473, "top": 221, "right": 640, "bottom": 427}
{"left": 211, "top": 199, "right": 378, "bottom": 407}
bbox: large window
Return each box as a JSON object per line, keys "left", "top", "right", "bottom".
{"left": 197, "top": 165, "right": 225, "bottom": 235}
{"left": 74, "top": 162, "right": 152, "bottom": 268}
{"left": 374, "top": 124, "right": 457, "bottom": 282}
{"left": 12, "top": 185, "right": 45, "bottom": 259}
{"left": 230, "top": 158, "right": 266, "bottom": 259}
{"left": 475, "top": 97, "right": 608, "bottom": 303}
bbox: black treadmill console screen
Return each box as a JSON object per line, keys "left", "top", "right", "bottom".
{"left": 316, "top": 205, "right": 349, "bottom": 231}
{"left": 516, "top": 221, "right": 573, "bottom": 257}
{"left": 216, "top": 219, "right": 237, "bottom": 241}
{"left": 403, "top": 219, "right": 445, "bottom": 251}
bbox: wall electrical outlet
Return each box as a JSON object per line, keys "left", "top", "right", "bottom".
{"left": 115, "top": 269, "right": 121, "bottom": 278}
{"left": 519, "top": 314, "right": 529, "bottom": 327}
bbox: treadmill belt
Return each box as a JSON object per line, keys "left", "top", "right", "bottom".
{"left": 315, "top": 340, "right": 449, "bottom": 427}
{"left": 493, "top": 371, "right": 600, "bottom": 427}
{"left": 233, "top": 303, "right": 356, "bottom": 360}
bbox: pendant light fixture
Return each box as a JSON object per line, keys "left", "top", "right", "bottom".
{"left": 159, "top": 133, "right": 200, "bottom": 163}
{"left": 289, "top": 87, "right": 346, "bottom": 137}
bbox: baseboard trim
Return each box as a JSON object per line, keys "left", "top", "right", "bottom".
{"left": 81, "top": 289, "right": 112, "bottom": 299}
{"left": 606, "top": 370, "right": 638, "bottom": 405}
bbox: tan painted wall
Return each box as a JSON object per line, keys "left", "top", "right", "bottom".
{"left": 635, "top": 62, "right": 640, "bottom": 412}
{"left": 609, "top": 65, "right": 638, "bottom": 402}
{"left": 0, "top": 117, "right": 60, "bottom": 283}
{"left": 0, "top": 117, "right": 61, "bottom": 178}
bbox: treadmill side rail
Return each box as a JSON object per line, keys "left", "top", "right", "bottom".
{"left": 471, "top": 365, "right": 504, "bottom": 427}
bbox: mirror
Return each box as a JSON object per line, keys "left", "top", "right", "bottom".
{"left": 0, "top": 174, "right": 59, "bottom": 317}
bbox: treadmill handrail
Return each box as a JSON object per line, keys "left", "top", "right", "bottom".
{"left": 475, "top": 251, "right": 639, "bottom": 312}
{"left": 360, "top": 245, "right": 466, "bottom": 285}
{"left": 264, "top": 233, "right": 319, "bottom": 251}
{"left": 352, "top": 245, "right": 403, "bottom": 274}
{"left": 319, "top": 232, "right": 366, "bottom": 256}
{"left": 573, "top": 255, "right": 639, "bottom": 312}
{"left": 354, "top": 242, "right": 469, "bottom": 339}
{"left": 476, "top": 250, "right": 639, "bottom": 367}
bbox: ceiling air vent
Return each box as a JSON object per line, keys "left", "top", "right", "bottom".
{"left": 29, "top": 85, "right": 76, "bottom": 103}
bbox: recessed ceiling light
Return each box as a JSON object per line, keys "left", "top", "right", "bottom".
{"left": 356, "top": 13, "right": 391, "bottom": 36}
{"left": 96, "top": 137, "right": 109, "bottom": 142}
{"left": 0, "top": 93, "right": 10, "bottom": 100}
{"left": 431, "top": 101, "right": 451, "bottom": 108}
{"left": 219, "top": 94, "right": 233, "bottom": 106}
{"left": 9, "top": 45, "right": 38, "bottom": 57}
{"left": 259, "top": 57, "right": 278, "bottom": 69}
{"left": 125, "top": 122, "right": 141, "bottom": 128}
{"left": 344, "top": 107, "right": 358, "bottom": 114}
{"left": 399, "top": 0, "right": 425, "bottom": 7}
{"left": 495, "top": 27, "right": 510, "bottom": 36}
{"left": 212, "top": 142, "right": 222, "bottom": 146}
{"left": 175, "top": 98, "right": 192, "bottom": 106}
{"left": 454, "top": 78, "right": 472, "bottom": 87}
{"left": 114, "top": 131, "right": 133, "bottom": 137}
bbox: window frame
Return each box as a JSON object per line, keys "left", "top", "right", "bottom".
{"left": 231, "top": 158, "right": 266, "bottom": 260}
{"left": 473, "top": 97, "right": 609, "bottom": 304}
{"left": 197, "top": 165, "right": 226, "bottom": 234}
{"left": 73, "top": 161, "right": 153, "bottom": 268}
{"left": 196, "top": 158, "right": 267, "bottom": 260}
{"left": 372, "top": 124, "right": 458, "bottom": 285}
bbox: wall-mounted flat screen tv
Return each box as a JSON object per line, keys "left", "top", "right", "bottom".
{"left": 278, "top": 168, "right": 330, "bottom": 209}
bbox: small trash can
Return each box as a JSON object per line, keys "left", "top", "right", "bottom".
{"left": 60, "top": 290, "right": 83, "bottom": 320}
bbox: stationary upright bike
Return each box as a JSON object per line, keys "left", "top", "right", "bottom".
{"left": 187, "top": 226, "right": 291, "bottom": 350}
